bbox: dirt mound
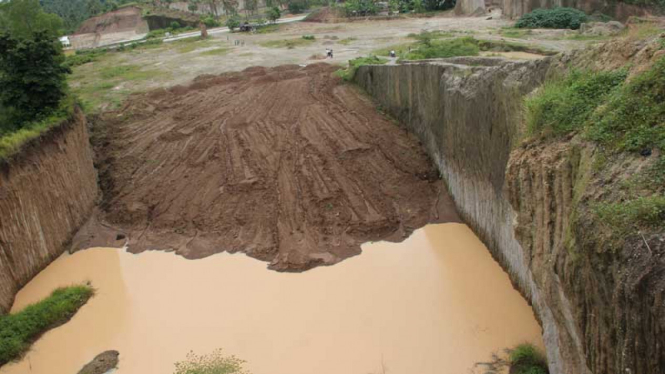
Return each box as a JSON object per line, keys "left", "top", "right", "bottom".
{"left": 75, "top": 6, "right": 146, "bottom": 35}
{"left": 304, "top": 7, "right": 337, "bottom": 23}
{"left": 89, "top": 63, "right": 459, "bottom": 271}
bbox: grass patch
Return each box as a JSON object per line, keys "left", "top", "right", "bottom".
{"left": 99, "top": 65, "right": 162, "bottom": 81}
{"left": 595, "top": 195, "right": 665, "bottom": 237}
{"left": 338, "top": 37, "right": 357, "bottom": 45}
{"left": 407, "top": 30, "right": 455, "bottom": 40}
{"left": 0, "top": 285, "right": 93, "bottom": 365}
{"left": 587, "top": 56, "right": 665, "bottom": 153}
{"left": 174, "top": 348, "right": 250, "bottom": 374}
{"left": 403, "top": 36, "right": 479, "bottom": 60}
{"left": 255, "top": 24, "right": 281, "bottom": 34}
{"left": 259, "top": 37, "right": 316, "bottom": 49}
{"left": 509, "top": 343, "right": 549, "bottom": 374}
{"left": 500, "top": 27, "right": 533, "bottom": 38}
{"left": 525, "top": 69, "right": 627, "bottom": 137}
{"left": 199, "top": 48, "right": 230, "bottom": 56}
{"left": 0, "top": 94, "right": 77, "bottom": 160}
{"left": 335, "top": 55, "right": 388, "bottom": 81}
{"left": 64, "top": 49, "right": 108, "bottom": 68}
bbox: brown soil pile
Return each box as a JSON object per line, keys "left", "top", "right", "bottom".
{"left": 88, "top": 63, "right": 459, "bottom": 271}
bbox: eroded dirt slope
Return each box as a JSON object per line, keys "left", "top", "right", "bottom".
{"left": 88, "top": 63, "right": 458, "bottom": 271}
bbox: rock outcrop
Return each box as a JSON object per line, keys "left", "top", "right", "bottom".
{"left": 353, "top": 54, "right": 664, "bottom": 374}
{"left": 0, "top": 107, "right": 98, "bottom": 313}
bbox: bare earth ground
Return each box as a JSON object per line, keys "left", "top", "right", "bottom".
{"left": 70, "top": 15, "right": 595, "bottom": 111}
{"left": 82, "top": 63, "right": 459, "bottom": 271}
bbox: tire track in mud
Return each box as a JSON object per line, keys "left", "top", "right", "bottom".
{"left": 88, "top": 63, "right": 460, "bottom": 271}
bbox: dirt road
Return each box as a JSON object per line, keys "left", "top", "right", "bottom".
{"left": 87, "top": 63, "right": 459, "bottom": 270}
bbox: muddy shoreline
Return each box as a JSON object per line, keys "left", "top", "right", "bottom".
{"left": 75, "top": 63, "right": 459, "bottom": 271}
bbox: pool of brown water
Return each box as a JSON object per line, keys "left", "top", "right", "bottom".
{"left": 1, "top": 223, "right": 543, "bottom": 374}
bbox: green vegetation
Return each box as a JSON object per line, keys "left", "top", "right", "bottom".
{"left": 403, "top": 36, "right": 479, "bottom": 60}
{"left": 199, "top": 48, "right": 229, "bottom": 56}
{"left": 302, "top": 34, "right": 316, "bottom": 40}
{"left": 0, "top": 94, "right": 76, "bottom": 160}
{"left": 371, "top": 42, "right": 414, "bottom": 57}
{"left": 0, "top": 30, "right": 71, "bottom": 134}
{"left": 515, "top": 7, "right": 587, "bottom": 30}
{"left": 147, "top": 26, "right": 196, "bottom": 39}
{"left": 338, "top": 37, "right": 357, "bottom": 45}
{"left": 509, "top": 344, "right": 548, "bottom": 374}
{"left": 64, "top": 49, "right": 108, "bottom": 67}
{"left": 0, "top": 0, "right": 64, "bottom": 39}
{"left": 526, "top": 56, "right": 665, "bottom": 244}
{"left": 500, "top": 27, "right": 533, "bottom": 38}
{"left": 226, "top": 17, "right": 240, "bottom": 31}
{"left": 255, "top": 24, "right": 280, "bottom": 34}
{"left": 596, "top": 196, "right": 665, "bottom": 236}
{"left": 0, "top": 285, "right": 93, "bottom": 365}
{"left": 267, "top": 6, "right": 281, "bottom": 23}
{"left": 260, "top": 37, "right": 316, "bottom": 49}
{"left": 588, "top": 57, "right": 665, "bottom": 153}
{"left": 40, "top": 0, "right": 138, "bottom": 34}
{"left": 174, "top": 349, "right": 250, "bottom": 374}
{"left": 335, "top": 55, "right": 388, "bottom": 81}
{"left": 525, "top": 69, "right": 627, "bottom": 136}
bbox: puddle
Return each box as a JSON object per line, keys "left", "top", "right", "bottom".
{"left": 1, "top": 223, "right": 543, "bottom": 374}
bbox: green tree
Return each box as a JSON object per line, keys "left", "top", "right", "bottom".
{"left": 244, "top": 0, "right": 257, "bottom": 16}
{"left": 0, "top": 31, "right": 70, "bottom": 131}
{"left": 225, "top": 16, "right": 240, "bottom": 30}
{"left": 0, "top": 0, "right": 63, "bottom": 39}
{"left": 267, "top": 6, "right": 281, "bottom": 22}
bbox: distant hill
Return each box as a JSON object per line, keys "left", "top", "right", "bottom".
{"left": 40, "top": 0, "right": 136, "bottom": 33}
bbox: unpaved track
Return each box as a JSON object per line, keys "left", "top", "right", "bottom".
{"left": 89, "top": 63, "right": 459, "bottom": 271}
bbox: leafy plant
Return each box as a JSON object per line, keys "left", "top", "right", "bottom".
{"left": 509, "top": 343, "right": 549, "bottom": 374}
{"left": 404, "top": 36, "right": 480, "bottom": 60}
{"left": 515, "top": 7, "right": 588, "bottom": 30}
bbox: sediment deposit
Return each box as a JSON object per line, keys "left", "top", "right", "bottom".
{"left": 88, "top": 63, "right": 459, "bottom": 271}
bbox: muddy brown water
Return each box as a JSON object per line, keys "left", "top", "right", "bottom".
{"left": 1, "top": 224, "right": 543, "bottom": 374}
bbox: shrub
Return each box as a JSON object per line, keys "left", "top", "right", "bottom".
{"left": 288, "top": 1, "right": 306, "bottom": 14}
{"left": 226, "top": 17, "right": 240, "bottom": 31}
{"left": 202, "top": 16, "right": 220, "bottom": 28}
{"left": 335, "top": 55, "right": 388, "bottom": 81}
{"left": 525, "top": 69, "right": 627, "bottom": 136}
{"left": 267, "top": 6, "right": 281, "bottom": 23}
{"left": 170, "top": 21, "right": 182, "bottom": 29}
{"left": 515, "top": 7, "right": 588, "bottom": 30}
{"left": 509, "top": 343, "right": 549, "bottom": 374}
{"left": 173, "top": 349, "right": 250, "bottom": 374}
{"left": 0, "top": 31, "right": 71, "bottom": 133}
{"left": 595, "top": 195, "right": 665, "bottom": 236}
{"left": 0, "top": 285, "right": 93, "bottom": 365}
{"left": 302, "top": 34, "right": 315, "bottom": 40}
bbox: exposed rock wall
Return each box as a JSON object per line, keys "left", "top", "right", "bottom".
{"left": 353, "top": 58, "right": 585, "bottom": 374}
{"left": 0, "top": 107, "right": 98, "bottom": 313}
{"left": 354, "top": 55, "right": 664, "bottom": 374}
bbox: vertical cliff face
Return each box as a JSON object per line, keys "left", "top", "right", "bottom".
{"left": 354, "top": 58, "right": 586, "bottom": 374}
{"left": 0, "top": 107, "right": 98, "bottom": 313}
{"left": 354, "top": 55, "right": 664, "bottom": 374}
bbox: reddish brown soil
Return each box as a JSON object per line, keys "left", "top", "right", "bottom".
{"left": 74, "top": 6, "right": 146, "bottom": 35}
{"left": 88, "top": 63, "right": 459, "bottom": 271}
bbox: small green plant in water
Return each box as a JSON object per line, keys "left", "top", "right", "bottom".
{"left": 509, "top": 343, "right": 549, "bottom": 374}
{"left": 174, "top": 349, "right": 250, "bottom": 374}
{"left": 0, "top": 285, "right": 93, "bottom": 365}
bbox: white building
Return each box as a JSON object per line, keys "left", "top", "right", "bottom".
{"left": 59, "top": 36, "right": 71, "bottom": 47}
